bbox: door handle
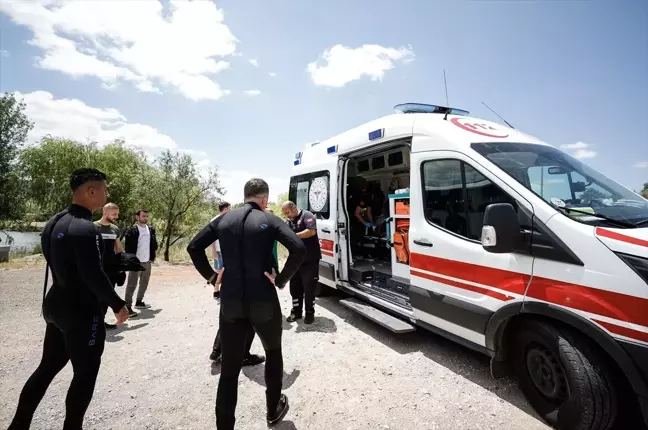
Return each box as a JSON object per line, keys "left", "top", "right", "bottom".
{"left": 322, "top": 228, "right": 331, "bottom": 234}
{"left": 413, "top": 238, "right": 433, "bottom": 247}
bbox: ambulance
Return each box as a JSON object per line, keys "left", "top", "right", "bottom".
{"left": 288, "top": 103, "right": 648, "bottom": 430}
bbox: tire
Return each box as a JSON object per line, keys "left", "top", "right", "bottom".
{"left": 510, "top": 320, "right": 618, "bottom": 430}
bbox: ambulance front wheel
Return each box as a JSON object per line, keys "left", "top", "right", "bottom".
{"left": 510, "top": 320, "right": 618, "bottom": 430}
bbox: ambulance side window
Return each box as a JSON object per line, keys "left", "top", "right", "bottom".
{"left": 422, "top": 159, "right": 518, "bottom": 241}
{"left": 288, "top": 170, "right": 331, "bottom": 219}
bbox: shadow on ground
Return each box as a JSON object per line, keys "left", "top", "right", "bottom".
{"left": 316, "top": 294, "right": 542, "bottom": 422}
{"left": 134, "top": 308, "right": 162, "bottom": 320}
{"left": 242, "top": 367, "right": 301, "bottom": 390}
{"left": 106, "top": 322, "right": 149, "bottom": 343}
{"left": 209, "top": 361, "right": 301, "bottom": 390}
{"left": 275, "top": 420, "right": 298, "bottom": 430}
{"left": 294, "top": 316, "right": 337, "bottom": 333}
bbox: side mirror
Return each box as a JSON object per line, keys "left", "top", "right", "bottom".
{"left": 481, "top": 203, "right": 520, "bottom": 254}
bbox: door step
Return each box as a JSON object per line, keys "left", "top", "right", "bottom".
{"left": 340, "top": 298, "right": 416, "bottom": 334}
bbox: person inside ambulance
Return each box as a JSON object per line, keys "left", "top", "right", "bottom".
{"left": 350, "top": 178, "right": 376, "bottom": 260}
{"left": 444, "top": 201, "right": 467, "bottom": 236}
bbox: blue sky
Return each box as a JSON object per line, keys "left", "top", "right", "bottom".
{"left": 1, "top": 0, "right": 647, "bottom": 201}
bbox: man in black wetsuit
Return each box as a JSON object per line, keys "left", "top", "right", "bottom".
{"left": 187, "top": 178, "right": 305, "bottom": 429}
{"left": 8, "top": 168, "right": 130, "bottom": 430}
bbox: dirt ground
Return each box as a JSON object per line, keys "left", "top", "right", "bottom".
{"left": 0, "top": 263, "right": 550, "bottom": 430}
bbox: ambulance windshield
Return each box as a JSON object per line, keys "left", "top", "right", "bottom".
{"left": 471, "top": 142, "right": 648, "bottom": 227}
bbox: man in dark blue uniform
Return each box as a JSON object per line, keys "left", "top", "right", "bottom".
{"left": 281, "top": 201, "right": 322, "bottom": 324}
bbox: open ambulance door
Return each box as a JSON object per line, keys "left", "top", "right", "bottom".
{"left": 336, "top": 157, "right": 350, "bottom": 283}
{"left": 288, "top": 167, "right": 337, "bottom": 288}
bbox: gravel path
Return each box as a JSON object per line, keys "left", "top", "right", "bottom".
{"left": 0, "top": 263, "right": 550, "bottom": 430}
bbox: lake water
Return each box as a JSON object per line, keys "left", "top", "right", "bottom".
{"left": 2, "top": 231, "right": 41, "bottom": 252}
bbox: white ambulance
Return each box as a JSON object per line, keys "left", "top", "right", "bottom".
{"left": 289, "top": 103, "right": 648, "bottom": 430}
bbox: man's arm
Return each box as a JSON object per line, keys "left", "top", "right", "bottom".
{"left": 296, "top": 211, "right": 318, "bottom": 239}
{"left": 187, "top": 218, "right": 221, "bottom": 283}
{"left": 273, "top": 220, "right": 306, "bottom": 288}
{"left": 354, "top": 206, "right": 364, "bottom": 223}
{"left": 114, "top": 226, "right": 124, "bottom": 253}
{"left": 73, "top": 223, "right": 126, "bottom": 313}
{"left": 296, "top": 229, "right": 316, "bottom": 239}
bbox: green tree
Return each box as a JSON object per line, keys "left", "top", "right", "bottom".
{"left": 0, "top": 92, "right": 34, "bottom": 220}
{"left": 150, "top": 151, "right": 223, "bottom": 261}
{"left": 641, "top": 182, "right": 648, "bottom": 199}
{"left": 94, "top": 140, "right": 150, "bottom": 226}
{"left": 20, "top": 138, "right": 100, "bottom": 218}
{"left": 20, "top": 137, "right": 149, "bottom": 221}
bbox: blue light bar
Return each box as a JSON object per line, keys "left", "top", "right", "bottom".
{"left": 368, "top": 129, "right": 383, "bottom": 141}
{"left": 394, "top": 103, "right": 470, "bottom": 116}
{"left": 293, "top": 159, "right": 301, "bottom": 166}
{"left": 327, "top": 145, "right": 338, "bottom": 154}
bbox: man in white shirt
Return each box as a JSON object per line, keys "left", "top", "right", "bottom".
{"left": 123, "top": 210, "right": 158, "bottom": 316}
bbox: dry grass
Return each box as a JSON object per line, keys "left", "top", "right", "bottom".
{"left": 0, "top": 254, "right": 46, "bottom": 271}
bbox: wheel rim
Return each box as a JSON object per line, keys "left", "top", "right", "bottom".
{"left": 525, "top": 345, "right": 568, "bottom": 402}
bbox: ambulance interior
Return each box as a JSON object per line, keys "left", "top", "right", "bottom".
{"left": 344, "top": 143, "right": 412, "bottom": 294}
{"left": 345, "top": 142, "right": 510, "bottom": 297}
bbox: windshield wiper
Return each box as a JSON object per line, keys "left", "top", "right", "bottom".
{"left": 634, "top": 218, "right": 648, "bottom": 227}
{"left": 555, "top": 206, "right": 636, "bottom": 229}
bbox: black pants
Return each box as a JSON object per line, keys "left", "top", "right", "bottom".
{"left": 9, "top": 316, "right": 106, "bottom": 430}
{"left": 290, "top": 260, "right": 319, "bottom": 316}
{"left": 216, "top": 299, "right": 283, "bottom": 430}
{"left": 212, "top": 326, "right": 255, "bottom": 357}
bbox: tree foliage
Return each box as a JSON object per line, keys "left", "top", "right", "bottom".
{"left": 641, "top": 182, "right": 648, "bottom": 199}
{"left": 0, "top": 92, "right": 34, "bottom": 220}
{"left": 19, "top": 137, "right": 149, "bottom": 221}
{"left": 150, "top": 150, "right": 223, "bottom": 261}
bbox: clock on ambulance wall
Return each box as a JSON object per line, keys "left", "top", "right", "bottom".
{"left": 309, "top": 177, "right": 328, "bottom": 212}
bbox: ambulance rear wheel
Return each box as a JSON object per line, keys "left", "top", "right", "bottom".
{"left": 510, "top": 320, "right": 618, "bottom": 430}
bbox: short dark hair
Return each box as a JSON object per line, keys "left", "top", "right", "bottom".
{"left": 244, "top": 178, "right": 269, "bottom": 199}
{"left": 218, "top": 201, "right": 231, "bottom": 212}
{"left": 70, "top": 168, "right": 107, "bottom": 191}
{"left": 136, "top": 210, "right": 149, "bottom": 216}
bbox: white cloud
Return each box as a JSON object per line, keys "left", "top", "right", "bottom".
{"left": 248, "top": 59, "right": 259, "bottom": 67}
{"left": 0, "top": 0, "right": 237, "bottom": 101}
{"left": 268, "top": 72, "right": 277, "bottom": 77}
{"left": 0, "top": 49, "right": 9, "bottom": 57}
{"left": 244, "top": 89, "right": 261, "bottom": 96}
{"left": 307, "top": 44, "right": 414, "bottom": 87}
{"left": 634, "top": 161, "right": 648, "bottom": 168}
{"left": 18, "top": 90, "right": 177, "bottom": 150}
{"left": 219, "top": 170, "right": 288, "bottom": 203}
{"left": 560, "top": 141, "right": 597, "bottom": 159}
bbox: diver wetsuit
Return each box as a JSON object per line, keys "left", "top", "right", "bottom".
{"left": 9, "top": 204, "right": 126, "bottom": 430}
{"left": 187, "top": 202, "right": 305, "bottom": 430}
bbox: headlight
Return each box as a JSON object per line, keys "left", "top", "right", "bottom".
{"left": 615, "top": 252, "right": 648, "bottom": 284}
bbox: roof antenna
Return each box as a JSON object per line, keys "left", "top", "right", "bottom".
{"left": 443, "top": 69, "right": 450, "bottom": 121}
{"left": 481, "top": 101, "right": 515, "bottom": 129}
